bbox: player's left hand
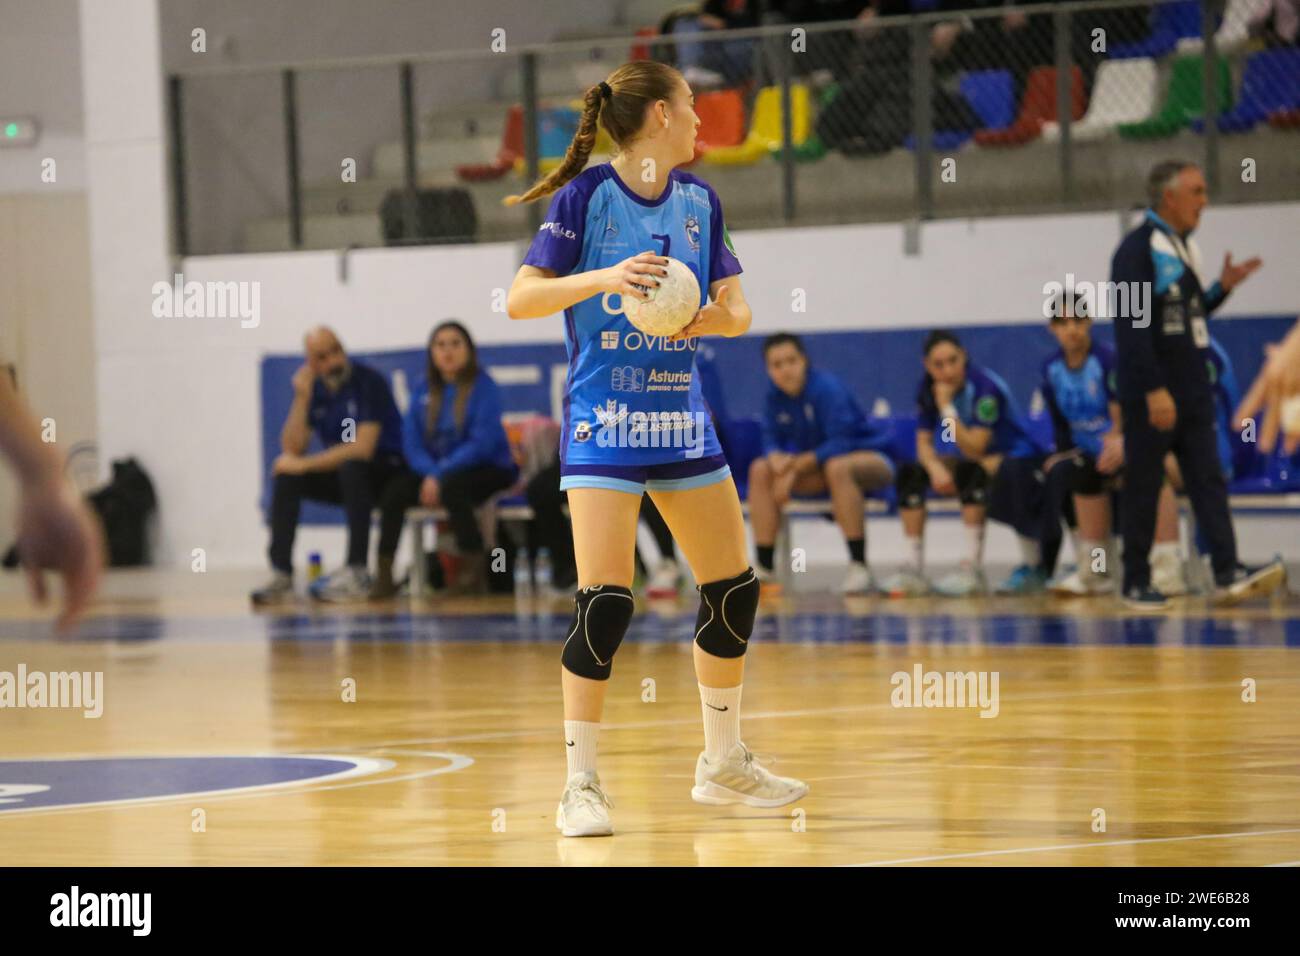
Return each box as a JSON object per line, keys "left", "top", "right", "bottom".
{"left": 1220, "top": 253, "right": 1262, "bottom": 291}
{"left": 670, "top": 285, "right": 734, "bottom": 341}
{"left": 272, "top": 453, "right": 308, "bottom": 476}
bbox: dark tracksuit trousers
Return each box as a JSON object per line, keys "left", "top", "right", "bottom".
{"left": 376, "top": 463, "right": 517, "bottom": 558}
{"left": 1121, "top": 395, "right": 1236, "bottom": 591}
{"left": 269, "top": 456, "right": 406, "bottom": 573}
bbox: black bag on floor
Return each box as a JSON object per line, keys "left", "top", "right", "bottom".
{"left": 88, "top": 457, "right": 157, "bottom": 566}
{"left": 379, "top": 187, "right": 478, "bottom": 246}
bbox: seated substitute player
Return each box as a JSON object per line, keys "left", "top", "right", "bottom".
{"left": 372, "top": 321, "right": 518, "bottom": 599}
{"left": 747, "top": 332, "right": 895, "bottom": 595}
{"left": 1038, "top": 292, "right": 1128, "bottom": 596}
{"left": 251, "top": 326, "right": 406, "bottom": 605}
{"left": 882, "top": 330, "right": 1049, "bottom": 598}
{"left": 506, "top": 61, "right": 807, "bottom": 838}
{"left": 1038, "top": 293, "right": 1191, "bottom": 597}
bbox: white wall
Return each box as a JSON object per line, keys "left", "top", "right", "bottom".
{"left": 0, "top": 0, "right": 85, "bottom": 193}
{"left": 88, "top": 201, "right": 1300, "bottom": 570}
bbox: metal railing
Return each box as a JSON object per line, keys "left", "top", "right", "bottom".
{"left": 166, "top": 0, "right": 1299, "bottom": 256}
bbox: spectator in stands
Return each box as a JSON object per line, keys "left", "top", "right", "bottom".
{"left": 0, "top": 366, "right": 102, "bottom": 631}
{"left": 882, "top": 330, "right": 1050, "bottom": 598}
{"left": 252, "top": 327, "right": 406, "bottom": 606}
{"left": 1250, "top": 0, "right": 1299, "bottom": 46}
{"left": 373, "top": 321, "right": 518, "bottom": 598}
{"left": 669, "top": 0, "right": 762, "bottom": 89}
{"left": 769, "top": 0, "right": 878, "bottom": 85}
{"left": 748, "top": 333, "right": 895, "bottom": 594}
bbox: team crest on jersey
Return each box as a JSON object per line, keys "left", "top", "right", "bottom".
{"left": 605, "top": 217, "right": 618, "bottom": 237}
{"left": 574, "top": 421, "right": 592, "bottom": 443}
{"left": 975, "top": 396, "right": 998, "bottom": 425}
{"left": 684, "top": 215, "right": 701, "bottom": 252}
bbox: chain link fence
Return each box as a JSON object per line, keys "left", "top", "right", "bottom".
{"left": 169, "top": 0, "right": 1300, "bottom": 255}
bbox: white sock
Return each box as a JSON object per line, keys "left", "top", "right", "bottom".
{"left": 964, "top": 524, "right": 985, "bottom": 567}
{"left": 907, "top": 535, "right": 924, "bottom": 572}
{"left": 699, "top": 683, "right": 742, "bottom": 761}
{"left": 1018, "top": 535, "right": 1041, "bottom": 568}
{"left": 564, "top": 720, "right": 599, "bottom": 778}
{"left": 1151, "top": 541, "right": 1181, "bottom": 564}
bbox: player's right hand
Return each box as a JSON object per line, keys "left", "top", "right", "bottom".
{"left": 18, "top": 477, "right": 104, "bottom": 633}
{"left": 1146, "top": 388, "right": 1176, "bottom": 431}
{"left": 604, "top": 252, "right": 669, "bottom": 302}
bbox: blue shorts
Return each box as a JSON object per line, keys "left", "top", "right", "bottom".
{"left": 560, "top": 454, "right": 732, "bottom": 495}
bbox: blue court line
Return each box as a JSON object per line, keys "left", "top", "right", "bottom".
{"left": 2, "top": 610, "right": 1299, "bottom": 647}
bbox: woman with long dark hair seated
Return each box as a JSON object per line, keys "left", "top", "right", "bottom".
{"left": 373, "top": 320, "right": 518, "bottom": 598}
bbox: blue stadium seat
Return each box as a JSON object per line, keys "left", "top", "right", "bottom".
{"left": 1193, "top": 48, "right": 1300, "bottom": 133}
{"left": 1110, "top": 1, "right": 1205, "bottom": 60}
{"left": 905, "top": 69, "right": 1016, "bottom": 150}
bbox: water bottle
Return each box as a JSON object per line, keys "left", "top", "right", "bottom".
{"left": 308, "top": 552, "right": 323, "bottom": 582}
{"left": 534, "top": 547, "right": 553, "bottom": 593}
{"left": 514, "top": 549, "right": 533, "bottom": 597}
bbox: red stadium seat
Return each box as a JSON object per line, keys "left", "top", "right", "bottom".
{"left": 630, "top": 26, "right": 656, "bottom": 62}
{"left": 455, "top": 105, "right": 524, "bottom": 183}
{"left": 687, "top": 89, "right": 746, "bottom": 164}
{"left": 974, "top": 66, "right": 1087, "bottom": 147}
{"left": 1268, "top": 107, "right": 1300, "bottom": 129}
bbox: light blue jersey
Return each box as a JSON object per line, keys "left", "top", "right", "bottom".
{"left": 521, "top": 162, "right": 742, "bottom": 465}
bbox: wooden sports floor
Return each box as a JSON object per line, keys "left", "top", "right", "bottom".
{"left": 2, "top": 570, "right": 1299, "bottom": 867}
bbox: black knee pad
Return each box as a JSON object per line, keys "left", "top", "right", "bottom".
{"left": 953, "top": 460, "right": 989, "bottom": 505}
{"left": 561, "top": 584, "right": 634, "bottom": 680}
{"left": 1070, "top": 454, "right": 1107, "bottom": 496}
{"left": 694, "top": 567, "right": 759, "bottom": 659}
{"left": 895, "top": 462, "right": 929, "bottom": 509}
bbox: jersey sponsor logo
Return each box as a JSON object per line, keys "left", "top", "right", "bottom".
{"left": 574, "top": 421, "right": 592, "bottom": 442}
{"left": 646, "top": 368, "right": 692, "bottom": 392}
{"left": 593, "top": 399, "right": 629, "bottom": 428}
{"left": 684, "top": 214, "right": 701, "bottom": 252}
{"left": 611, "top": 366, "right": 645, "bottom": 393}
{"left": 539, "top": 221, "right": 577, "bottom": 240}
{"left": 722, "top": 224, "right": 736, "bottom": 257}
{"left": 601, "top": 330, "right": 620, "bottom": 349}
{"left": 975, "top": 395, "right": 999, "bottom": 425}
{"left": 618, "top": 331, "right": 698, "bottom": 352}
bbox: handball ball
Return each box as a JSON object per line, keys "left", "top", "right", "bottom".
{"left": 620, "top": 257, "right": 700, "bottom": 337}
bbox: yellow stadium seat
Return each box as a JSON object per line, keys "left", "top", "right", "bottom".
{"left": 701, "top": 85, "right": 812, "bottom": 166}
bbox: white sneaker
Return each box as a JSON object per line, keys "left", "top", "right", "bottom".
{"left": 1049, "top": 567, "right": 1114, "bottom": 596}
{"left": 645, "top": 559, "right": 681, "bottom": 597}
{"left": 839, "top": 563, "right": 876, "bottom": 595}
{"left": 309, "top": 565, "right": 372, "bottom": 603}
{"left": 933, "top": 564, "right": 987, "bottom": 598}
{"left": 881, "top": 568, "right": 931, "bottom": 598}
{"left": 555, "top": 771, "right": 614, "bottom": 837}
{"left": 691, "top": 742, "right": 808, "bottom": 808}
{"left": 1151, "top": 551, "right": 1188, "bottom": 597}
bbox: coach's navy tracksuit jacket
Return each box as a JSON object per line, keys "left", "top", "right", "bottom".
{"left": 1110, "top": 209, "right": 1238, "bottom": 590}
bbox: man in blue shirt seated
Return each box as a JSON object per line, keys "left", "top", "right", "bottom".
{"left": 251, "top": 326, "right": 406, "bottom": 605}
{"left": 747, "top": 333, "right": 895, "bottom": 595}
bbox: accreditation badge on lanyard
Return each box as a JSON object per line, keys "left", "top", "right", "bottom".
{"left": 1164, "top": 231, "right": 1209, "bottom": 348}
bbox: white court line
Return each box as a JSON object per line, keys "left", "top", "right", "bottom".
{"left": 845, "top": 827, "right": 1300, "bottom": 866}
{"left": 0, "top": 752, "right": 472, "bottom": 819}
